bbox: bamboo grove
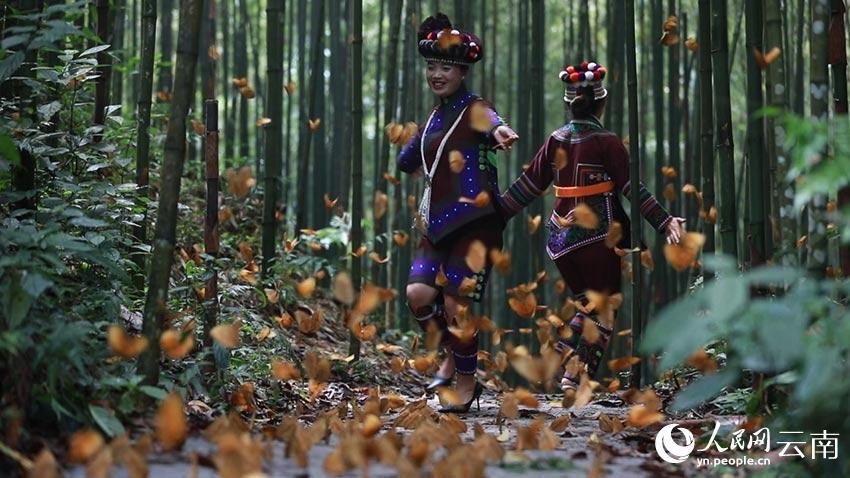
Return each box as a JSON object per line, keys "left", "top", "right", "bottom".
{"left": 3, "top": 0, "right": 850, "bottom": 387}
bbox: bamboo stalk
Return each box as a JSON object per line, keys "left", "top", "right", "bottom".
{"left": 625, "top": 0, "right": 644, "bottom": 388}
{"left": 262, "top": 0, "right": 284, "bottom": 278}
{"left": 350, "top": 0, "right": 364, "bottom": 359}
{"left": 138, "top": 0, "right": 204, "bottom": 385}
{"left": 667, "top": 0, "right": 681, "bottom": 300}
{"left": 711, "top": 0, "right": 739, "bottom": 262}
{"left": 745, "top": 0, "right": 766, "bottom": 266}
{"left": 698, "top": 0, "right": 716, "bottom": 255}
{"left": 651, "top": 0, "right": 667, "bottom": 308}
{"left": 372, "top": 0, "right": 403, "bottom": 290}
{"left": 132, "top": 0, "right": 157, "bottom": 292}
{"left": 831, "top": 0, "right": 849, "bottom": 273}
{"left": 765, "top": 0, "right": 789, "bottom": 259}
{"left": 93, "top": 0, "right": 111, "bottom": 143}
{"left": 203, "top": 99, "right": 219, "bottom": 352}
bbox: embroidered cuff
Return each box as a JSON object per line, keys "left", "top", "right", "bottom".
{"left": 500, "top": 173, "right": 545, "bottom": 218}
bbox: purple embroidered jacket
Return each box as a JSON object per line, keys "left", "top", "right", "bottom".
{"left": 398, "top": 85, "right": 506, "bottom": 243}
{"left": 499, "top": 117, "right": 672, "bottom": 259}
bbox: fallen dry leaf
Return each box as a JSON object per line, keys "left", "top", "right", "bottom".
{"left": 573, "top": 203, "right": 599, "bottom": 229}
{"left": 469, "top": 102, "right": 492, "bottom": 132}
{"left": 449, "top": 150, "right": 466, "bottom": 173}
{"left": 156, "top": 393, "right": 187, "bottom": 451}
{"left": 107, "top": 325, "right": 149, "bottom": 359}
{"left": 465, "top": 240, "right": 487, "bottom": 273}
{"left": 552, "top": 147, "right": 568, "bottom": 170}
{"left": 67, "top": 429, "right": 105, "bottom": 464}
{"left": 458, "top": 191, "right": 491, "bottom": 208}
{"left": 663, "top": 232, "right": 706, "bottom": 271}
{"left": 210, "top": 320, "right": 242, "bottom": 348}
{"left": 332, "top": 272, "right": 355, "bottom": 305}
{"left": 295, "top": 277, "right": 316, "bottom": 298}
{"left": 271, "top": 360, "right": 301, "bottom": 380}
{"left": 374, "top": 190, "right": 388, "bottom": 220}
{"left": 527, "top": 215, "right": 542, "bottom": 234}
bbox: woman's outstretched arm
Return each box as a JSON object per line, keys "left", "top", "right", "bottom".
{"left": 498, "top": 136, "right": 557, "bottom": 219}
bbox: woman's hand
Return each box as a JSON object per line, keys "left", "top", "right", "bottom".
{"left": 665, "top": 217, "right": 686, "bottom": 244}
{"left": 492, "top": 125, "right": 519, "bottom": 151}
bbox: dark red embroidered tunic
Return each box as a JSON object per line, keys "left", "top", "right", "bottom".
{"left": 397, "top": 85, "right": 505, "bottom": 244}
{"left": 499, "top": 117, "right": 672, "bottom": 259}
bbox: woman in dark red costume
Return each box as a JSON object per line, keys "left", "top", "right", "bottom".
{"left": 499, "top": 61, "right": 684, "bottom": 391}
{"left": 399, "top": 13, "right": 518, "bottom": 412}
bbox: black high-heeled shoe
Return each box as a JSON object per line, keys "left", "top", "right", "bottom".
{"left": 439, "top": 381, "right": 484, "bottom": 414}
{"left": 425, "top": 374, "right": 453, "bottom": 393}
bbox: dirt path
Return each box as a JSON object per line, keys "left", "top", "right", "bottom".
{"left": 63, "top": 387, "right": 706, "bottom": 478}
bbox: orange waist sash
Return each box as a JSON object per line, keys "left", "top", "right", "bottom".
{"left": 554, "top": 181, "right": 615, "bottom": 198}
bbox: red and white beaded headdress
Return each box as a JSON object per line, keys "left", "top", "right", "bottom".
{"left": 559, "top": 61, "right": 608, "bottom": 104}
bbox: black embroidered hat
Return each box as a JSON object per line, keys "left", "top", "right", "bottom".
{"left": 417, "top": 13, "right": 482, "bottom": 66}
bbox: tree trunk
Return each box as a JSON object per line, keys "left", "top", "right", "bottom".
{"left": 220, "top": 0, "right": 231, "bottom": 162}
{"left": 371, "top": 0, "right": 386, "bottom": 194}
{"left": 609, "top": 0, "right": 625, "bottom": 137}
{"left": 651, "top": 0, "right": 667, "bottom": 307}
{"left": 294, "top": 0, "right": 311, "bottom": 230}
{"left": 831, "top": 0, "right": 849, "bottom": 274}
{"left": 157, "top": 0, "right": 174, "bottom": 94}
{"left": 138, "top": 0, "right": 204, "bottom": 385}
{"left": 511, "top": 0, "right": 531, "bottom": 321}
{"left": 201, "top": 0, "right": 215, "bottom": 101}
{"left": 764, "top": 0, "right": 790, "bottom": 260}
{"left": 247, "top": 0, "right": 264, "bottom": 164}
{"left": 262, "top": 0, "right": 284, "bottom": 278}
{"left": 283, "top": 0, "right": 296, "bottom": 224}
{"left": 578, "top": 0, "right": 590, "bottom": 60}
{"left": 203, "top": 99, "right": 219, "bottom": 351}
{"left": 236, "top": 0, "right": 249, "bottom": 160}
{"left": 795, "top": 0, "right": 808, "bottom": 266}
{"left": 329, "top": 0, "right": 348, "bottom": 200}
{"left": 625, "top": 0, "right": 644, "bottom": 388}
{"left": 9, "top": 0, "right": 38, "bottom": 214}
{"left": 132, "top": 0, "right": 157, "bottom": 291}
{"left": 309, "top": 1, "right": 328, "bottom": 229}
{"left": 111, "top": 0, "right": 126, "bottom": 111}
{"left": 698, "top": 0, "right": 716, "bottom": 254}
{"left": 393, "top": 0, "right": 417, "bottom": 330}
{"left": 93, "top": 0, "right": 111, "bottom": 142}
{"left": 744, "top": 0, "right": 766, "bottom": 266}
{"left": 530, "top": 0, "right": 545, "bottom": 293}
{"left": 808, "top": 0, "right": 830, "bottom": 275}
{"left": 350, "top": 0, "right": 364, "bottom": 359}
{"left": 371, "top": 0, "right": 403, "bottom": 287}
{"left": 666, "top": 0, "right": 681, "bottom": 301}
{"left": 711, "top": 0, "right": 739, "bottom": 261}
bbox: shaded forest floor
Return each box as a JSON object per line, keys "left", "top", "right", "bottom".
{"left": 55, "top": 289, "right": 759, "bottom": 478}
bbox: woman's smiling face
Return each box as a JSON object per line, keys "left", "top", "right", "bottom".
{"left": 426, "top": 61, "right": 465, "bottom": 98}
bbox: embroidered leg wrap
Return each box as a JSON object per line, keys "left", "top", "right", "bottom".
{"left": 448, "top": 328, "right": 479, "bottom": 375}
{"left": 409, "top": 302, "right": 449, "bottom": 345}
{"left": 556, "top": 309, "right": 614, "bottom": 384}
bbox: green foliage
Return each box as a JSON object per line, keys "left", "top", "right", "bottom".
{"left": 0, "top": 3, "right": 162, "bottom": 440}
{"left": 645, "top": 111, "right": 850, "bottom": 476}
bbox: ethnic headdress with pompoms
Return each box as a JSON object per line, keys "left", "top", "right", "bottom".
{"left": 417, "top": 13, "right": 482, "bottom": 66}
{"left": 559, "top": 61, "right": 608, "bottom": 104}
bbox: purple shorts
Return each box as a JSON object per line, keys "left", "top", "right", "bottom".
{"left": 407, "top": 215, "right": 504, "bottom": 302}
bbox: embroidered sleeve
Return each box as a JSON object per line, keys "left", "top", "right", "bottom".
{"left": 498, "top": 136, "right": 556, "bottom": 218}
{"left": 602, "top": 137, "right": 672, "bottom": 232}
{"left": 397, "top": 129, "right": 423, "bottom": 174}
{"left": 474, "top": 99, "right": 507, "bottom": 148}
